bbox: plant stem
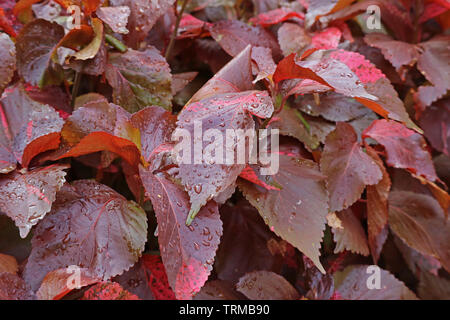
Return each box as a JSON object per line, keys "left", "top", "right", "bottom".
{"left": 105, "top": 34, "right": 127, "bottom": 53}
{"left": 165, "top": 0, "right": 190, "bottom": 60}
{"left": 71, "top": 71, "right": 82, "bottom": 107}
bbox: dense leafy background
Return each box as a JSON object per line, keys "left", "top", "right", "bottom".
{"left": 0, "top": 0, "right": 449, "bottom": 300}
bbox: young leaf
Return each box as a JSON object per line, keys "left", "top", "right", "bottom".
{"left": 249, "top": 8, "right": 304, "bottom": 28}
{"left": 362, "top": 119, "right": 438, "bottom": 181}
{"left": 36, "top": 267, "right": 99, "bottom": 300}
{"left": 238, "top": 154, "right": 329, "bottom": 273}
{"left": 320, "top": 122, "right": 382, "bottom": 212}
{"left": 81, "top": 282, "right": 140, "bottom": 300}
{"left": 0, "top": 85, "right": 64, "bottom": 172}
{"left": 16, "top": 19, "right": 64, "bottom": 87}
{"left": 236, "top": 271, "right": 299, "bottom": 300}
{"left": 194, "top": 280, "right": 242, "bottom": 300}
{"left": 175, "top": 91, "right": 274, "bottom": 223}
{"left": 106, "top": 47, "right": 173, "bottom": 112}
{"left": 328, "top": 208, "right": 370, "bottom": 256}
{"left": 388, "top": 191, "right": 450, "bottom": 273}
{"left": 139, "top": 169, "right": 222, "bottom": 300}
{"left": 23, "top": 180, "right": 148, "bottom": 291}
{"left": 334, "top": 265, "right": 417, "bottom": 300}
{"left": 0, "top": 164, "right": 68, "bottom": 238}
{"left": 0, "top": 33, "right": 15, "bottom": 97}
{"left": 311, "top": 27, "right": 342, "bottom": 50}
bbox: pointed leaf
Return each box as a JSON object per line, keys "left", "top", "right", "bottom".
{"left": 320, "top": 122, "right": 382, "bottom": 212}
{"left": 23, "top": 180, "right": 148, "bottom": 291}
{"left": 249, "top": 8, "right": 304, "bottom": 28}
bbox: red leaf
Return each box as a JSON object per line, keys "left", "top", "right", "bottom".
{"left": 320, "top": 122, "right": 382, "bottom": 212}
{"left": 177, "top": 14, "right": 211, "bottom": 39}
{"left": 82, "top": 282, "right": 140, "bottom": 300}
{"left": 0, "top": 33, "right": 15, "bottom": 97}
{"left": 23, "top": 180, "right": 148, "bottom": 291}
{"left": 0, "top": 85, "right": 64, "bottom": 172}
{"left": 249, "top": 8, "right": 305, "bottom": 28}
{"left": 139, "top": 169, "right": 223, "bottom": 300}
{"left": 362, "top": 119, "right": 438, "bottom": 181}
{"left": 311, "top": 27, "right": 342, "bottom": 50}
{"left": 141, "top": 254, "right": 176, "bottom": 300}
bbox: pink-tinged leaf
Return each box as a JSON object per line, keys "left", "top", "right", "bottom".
{"left": 0, "top": 164, "right": 68, "bottom": 238}
{"left": 416, "top": 36, "right": 450, "bottom": 108}
{"left": 36, "top": 267, "right": 99, "bottom": 300}
{"left": 365, "top": 146, "right": 390, "bottom": 264}
{"left": 328, "top": 209, "right": 369, "bottom": 256}
{"left": 106, "top": 47, "right": 173, "bottom": 112}
{"left": 141, "top": 254, "right": 176, "bottom": 300}
{"left": 81, "top": 282, "right": 140, "bottom": 300}
{"left": 0, "top": 272, "right": 35, "bottom": 300}
{"left": 25, "top": 85, "right": 72, "bottom": 119}
{"left": 364, "top": 33, "right": 420, "bottom": 71}
{"left": 130, "top": 106, "right": 176, "bottom": 164}
{"left": 215, "top": 201, "right": 284, "bottom": 283}
{"left": 188, "top": 45, "right": 253, "bottom": 103}
{"left": 236, "top": 271, "right": 299, "bottom": 300}
{"left": 362, "top": 119, "right": 438, "bottom": 181}
{"left": 16, "top": 19, "right": 64, "bottom": 87}
{"left": 320, "top": 122, "right": 382, "bottom": 212}
{"left": 23, "top": 180, "right": 148, "bottom": 291}
{"left": 109, "top": 0, "right": 176, "bottom": 48}
{"left": 334, "top": 265, "right": 417, "bottom": 300}
{"left": 420, "top": 0, "right": 450, "bottom": 24}
{"left": 277, "top": 23, "right": 311, "bottom": 57}
{"left": 139, "top": 169, "right": 222, "bottom": 300}
{"left": 0, "top": 253, "right": 18, "bottom": 274}
{"left": 305, "top": 0, "right": 355, "bottom": 27}
{"left": 0, "top": 33, "right": 15, "bottom": 97}
{"left": 328, "top": 49, "right": 419, "bottom": 131}
{"left": 249, "top": 8, "right": 305, "bottom": 27}
{"left": 273, "top": 51, "right": 378, "bottom": 103}
{"left": 388, "top": 191, "right": 450, "bottom": 273}
{"left": 194, "top": 280, "right": 242, "bottom": 300}
{"left": 419, "top": 98, "right": 449, "bottom": 156}
{"left": 238, "top": 154, "right": 329, "bottom": 273}
{"left": 175, "top": 91, "right": 274, "bottom": 222}
{"left": 0, "top": 85, "right": 64, "bottom": 172}
{"left": 209, "top": 20, "right": 281, "bottom": 59}
{"left": 311, "top": 27, "right": 342, "bottom": 50}
{"left": 177, "top": 14, "right": 211, "bottom": 39}
{"left": 96, "top": 6, "right": 130, "bottom": 34}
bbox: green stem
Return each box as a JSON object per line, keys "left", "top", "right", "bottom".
{"left": 165, "top": 0, "right": 190, "bottom": 60}
{"left": 294, "top": 109, "right": 311, "bottom": 132}
{"left": 105, "top": 34, "right": 128, "bottom": 53}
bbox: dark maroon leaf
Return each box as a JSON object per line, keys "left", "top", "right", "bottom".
{"left": 193, "top": 280, "right": 242, "bottom": 300}
{"left": 139, "top": 169, "right": 222, "bottom": 300}
{"left": 16, "top": 19, "right": 64, "bottom": 87}
{"left": 277, "top": 22, "right": 311, "bottom": 57}
{"left": 0, "top": 85, "right": 64, "bottom": 172}
{"left": 0, "top": 164, "right": 68, "bottom": 238}
{"left": 23, "top": 180, "right": 148, "bottom": 291}
{"left": 236, "top": 270, "right": 299, "bottom": 300}
{"left": 96, "top": 6, "right": 130, "bottom": 34}
{"left": 320, "top": 122, "right": 382, "bottom": 212}
{"left": 209, "top": 20, "right": 281, "bottom": 59}
{"left": 363, "top": 119, "right": 438, "bottom": 181}
{"left": 175, "top": 90, "right": 274, "bottom": 223}
{"left": 419, "top": 98, "right": 449, "bottom": 156}
{"left": 238, "top": 154, "right": 329, "bottom": 273}
{"left": 113, "top": 259, "right": 154, "bottom": 300}
{"left": 388, "top": 191, "right": 450, "bottom": 273}
{"left": 141, "top": 254, "right": 176, "bottom": 300}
